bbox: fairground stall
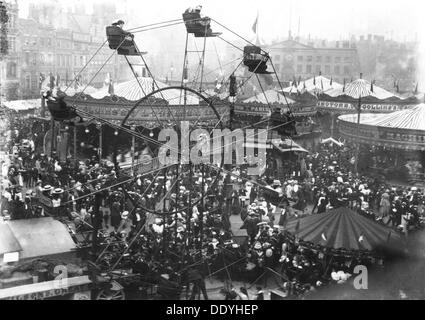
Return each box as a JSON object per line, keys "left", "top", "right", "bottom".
{"left": 317, "top": 77, "right": 420, "bottom": 138}
{"left": 338, "top": 103, "right": 425, "bottom": 183}
{"left": 233, "top": 89, "right": 313, "bottom": 178}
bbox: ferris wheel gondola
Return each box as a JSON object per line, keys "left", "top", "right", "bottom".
{"left": 182, "top": 7, "right": 222, "bottom": 38}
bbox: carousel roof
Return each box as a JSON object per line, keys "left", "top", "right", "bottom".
{"left": 285, "top": 207, "right": 402, "bottom": 251}
{"left": 88, "top": 77, "right": 199, "bottom": 105}
{"left": 282, "top": 76, "right": 342, "bottom": 94}
{"left": 243, "top": 89, "right": 295, "bottom": 104}
{"left": 339, "top": 103, "right": 425, "bottom": 131}
{"left": 325, "top": 79, "right": 402, "bottom": 100}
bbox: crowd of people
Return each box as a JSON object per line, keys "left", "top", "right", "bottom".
{"left": 1, "top": 122, "right": 424, "bottom": 299}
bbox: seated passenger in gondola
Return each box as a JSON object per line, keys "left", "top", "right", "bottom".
{"left": 106, "top": 20, "right": 139, "bottom": 55}
{"left": 182, "top": 5, "right": 220, "bottom": 37}
{"left": 44, "top": 90, "right": 80, "bottom": 122}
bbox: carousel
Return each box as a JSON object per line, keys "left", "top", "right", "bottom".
{"left": 316, "top": 76, "right": 420, "bottom": 138}
{"left": 338, "top": 103, "right": 425, "bottom": 183}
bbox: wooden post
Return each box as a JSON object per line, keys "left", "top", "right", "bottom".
{"left": 354, "top": 97, "right": 361, "bottom": 174}
{"left": 73, "top": 125, "right": 77, "bottom": 162}
{"left": 50, "top": 117, "right": 55, "bottom": 158}
{"left": 98, "top": 124, "right": 102, "bottom": 160}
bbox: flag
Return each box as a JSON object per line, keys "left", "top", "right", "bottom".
{"left": 252, "top": 13, "right": 258, "bottom": 33}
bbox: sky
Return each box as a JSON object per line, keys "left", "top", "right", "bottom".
{"left": 15, "top": 0, "right": 425, "bottom": 89}
{"left": 17, "top": 0, "right": 424, "bottom": 42}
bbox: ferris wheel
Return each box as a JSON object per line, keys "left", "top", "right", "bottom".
{"left": 45, "top": 6, "right": 297, "bottom": 257}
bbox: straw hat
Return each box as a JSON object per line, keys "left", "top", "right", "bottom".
{"left": 43, "top": 185, "right": 53, "bottom": 192}
{"left": 53, "top": 188, "right": 64, "bottom": 194}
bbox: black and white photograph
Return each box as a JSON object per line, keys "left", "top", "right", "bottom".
{"left": 0, "top": 0, "right": 425, "bottom": 304}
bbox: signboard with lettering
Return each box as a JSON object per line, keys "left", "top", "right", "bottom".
{"left": 1, "top": 284, "right": 92, "bottom": 300}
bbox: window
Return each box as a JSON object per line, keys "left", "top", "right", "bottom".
{"left": 335, "top": 57, "right": 341, "bottom": 63}
{"left": 326, "top": 56, "right": 331, "bottom": 63}
{"left": 31, "top": 53, "right": 37, "bottom": 65}
{"left": 334, "top": 65, "right": 340, "bottom": 75}
{"left": 306, "top": 65, "right": 312, "bottom": 73}
{"left": 297, "top": 65, "right": 303, "bottom": 73}
{"left": 25, "top": 75, "right": 31, "bottom": 90}
{"left": 315, "top": 65, "right": 321, "bottom": 74}
{"left": 307, "top": 56, "right": 313, "bottom": 62}
{"left": 24, "top": 52, "right": 30, "bottom": 65}
{"left": 7, "top": 62, "right": 16, "bottom": 77}
{"left": 7, "top": 37, "right": 15, "bottom": 52}
{"left": 297, "top": 56, "right": 303, "bottom": 62}
{"left": 316, "top": 56, "right": 322, "bottom": 63}
{"left": 31, "top": 76, "right": 37, "bottom": 90}
{"left": 344, "top": 65, "right": 350, "bottom": 75}
{"left": 325, "top": 65, "right": 331, "bottom": 74}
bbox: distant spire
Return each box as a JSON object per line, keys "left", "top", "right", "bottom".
{"left": 414, "top": 82, "right": 418, "bottom": 94}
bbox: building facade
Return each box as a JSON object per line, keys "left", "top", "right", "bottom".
{"left": 1, "top": 0, "right": 19, "bottom": 101}
{"left": 1, "top": 0, "right": 128, "bottom": 100}
{"left": 266, "top": 34, "right": 360, "bottom": 85}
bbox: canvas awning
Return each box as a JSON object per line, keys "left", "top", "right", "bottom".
{"left": 285, "top": 207, "right": 403, "bottom": 251}
{"left": 271, "top": 138, "right": 309, "bottom": 153}
{"left": 0, "top": 223, "right": 23, "bottom": 256}
{"left": 321, "top": 137, "right": 344, "bottom": 147}
{"left": 5, "top": 217, "right": 76, "bottom": 259}
{"left": 2, "top": 99, "right": 41, "bottom": 111}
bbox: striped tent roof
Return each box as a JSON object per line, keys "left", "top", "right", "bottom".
{"left": 282, "top": 76, "right": 342, "bottom": 94}
{"left": 243, "top": 89, "right": 295, "bottom": 104}
{"left": 325, "top": 78, "right": 402, "bottom": 100}
{"left": 89, "top": 77, "right": 199, "bottom": 105}
{"left": 58, "top": 85, "right": 98, "bottom": 96}
{"left": 339, "top": 103, "right": 425, "bottom": 131}
{"left": 285, "top": 207, "right": 403, "bottom": 251}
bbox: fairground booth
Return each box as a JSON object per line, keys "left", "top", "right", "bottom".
{"left": 338, "top": 103, "right": 425, "bottom": 183}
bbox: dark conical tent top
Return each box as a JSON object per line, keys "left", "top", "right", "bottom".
{"left": 285, "top": 207, "right": 403, "bottom": 252}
